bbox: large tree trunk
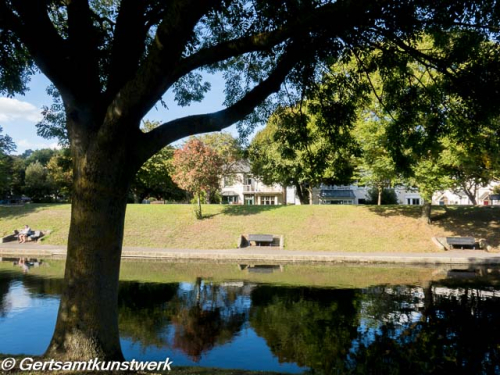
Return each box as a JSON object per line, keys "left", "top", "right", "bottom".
{"left": 133, "top": 192, "right": 141, "bottom": 204}
{"left": 421, "top": 202, "right": 432, "bottom": 224}
{"left": 46, "top": 139, "right": 133, "bottom": 361}
{"left": 294, "top": 183, "right": 308, "bottom": 205}
{"left": 464, "top": 190, "right": 478, "bottom": 205}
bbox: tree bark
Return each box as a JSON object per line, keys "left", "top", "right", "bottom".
{"left": 133, "top": 192, "right": 141, "bottom": 204}
{"left": 421, "top": 201, "right": 432, "bottom": 224}
{"left": 294, "top": 183, "right": 308, "bottom": 205}
{"left": 196, "top": 192, "right": 202, "bottom": 219}
{"left": 45, "top": 140, "right": 133, "bottom": 361}
{"left": 377, "top": 186, "right": 382, "bottom": 206}
{"left": 308, "top": 186, "right": 313, "bottom": 205}
{"left": 464, "top": 190, "right": 478, "bottom": 205}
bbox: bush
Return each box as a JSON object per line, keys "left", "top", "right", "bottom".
{"left": 366, "top": 188, "right": 398, "bottom": 205}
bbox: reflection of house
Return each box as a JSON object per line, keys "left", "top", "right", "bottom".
{"left": 432, "top": 181, "right": 500, "bottom": 206}
{"left": 220, "top": 161, "right": 298, "bottom": 205}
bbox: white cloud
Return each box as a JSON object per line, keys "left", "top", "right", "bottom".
{"left": 0, "top": 97, "right": 43, "bottom": 123}
{"left": 17, "top": 139, "right": 61, "bottom": 151}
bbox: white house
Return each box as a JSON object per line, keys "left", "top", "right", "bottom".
{"left": 432, "top": 181, "right": 500, "bottom": 206}
{"left": 220, "top": 161, "right": 296, "bottom": 205}
{"left": 315, "top": 184, "right": 423, "bottom": 205}
{"left": 220, "top": 161, "right": 423, "bottom": 205}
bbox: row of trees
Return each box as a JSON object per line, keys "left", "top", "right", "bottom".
{"left": 0, "top": 146, "right": 72, "bottom": 202}
{"left": 0, "top": 124, "right": 243, "bottom": 210}
{"left": 248, "top": 40, "right": 500, "bottom": 221}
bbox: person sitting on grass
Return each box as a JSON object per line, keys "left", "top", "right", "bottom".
{"left": 18, "top": 225, "right": 32, "bottom": 243}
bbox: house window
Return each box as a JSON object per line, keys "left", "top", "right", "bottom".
{"left": 245, "top": 176, "right": 253, "bottom": 185}
{"left": 407, "top": 198, "right": 420, "bottom": 205}
{"left": 223, "top": 196, "right": 238, "bottom": 204}
{"left": 261, "top": 196, "right": 275, "bottom": 205}
{"left": 327, "top": 200, "right": 353, "bottom": 205}
{"left": 245, "top": 196, "right": 254, "bottom": 205}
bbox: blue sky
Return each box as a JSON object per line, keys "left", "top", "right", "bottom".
{"left": 0, "top": 72, "right": 248, "bottom": 154}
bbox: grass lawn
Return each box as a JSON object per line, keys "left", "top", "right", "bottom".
{"left": 0, "top": 204, "right": 499, "bottom": 252}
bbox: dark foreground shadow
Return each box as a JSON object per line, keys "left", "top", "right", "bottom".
{"left": 0, "top": 204, "right": 62, "bottom": 221}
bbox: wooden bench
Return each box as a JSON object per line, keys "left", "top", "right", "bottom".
{"left": 248, "top": 234, "right": 274, "bottom": 246}
{"left": 1, "top": 230, "right": 45, "bottom": 243}
{"left": 446, "top": 237, "right": 477, "bottom": 250}
{"left": 28, "top": 231, "right": 42, "bottom": 242}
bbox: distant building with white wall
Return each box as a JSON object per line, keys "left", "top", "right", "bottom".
{"left": 432, "top": 181, "right": 500, "bottom": 206}
{"left": 314, "top": 184, "right": 423, "bottom": 205}
{"left": 220, "top": 161, "right": 423, "bottom": 205}
{"left": 220, "top": 161, "right": 299, "bottom": 205}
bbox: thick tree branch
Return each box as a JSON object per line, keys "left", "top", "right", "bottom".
{"left": 107, "top": 0, "right": 377, "bottom": 129}
{"left": 107, "top": 0, "right": 149, "bottom": 97}
{"left": 103, "top": 0, "right": 221, "bottom": 121}
{"left": 136, "top": 47, "right": 301, "bottom": 164}
{"left": 0, "top": 0, "right": 17, "bottom": 30}
{"left": 67, "top": 0, "right": 100, "bottom": 97}
{"left": 171, "top": 1, "right": 354, "bottom": 80}
{"left": 9, "top": 0, "right": 74, "bottom": 99}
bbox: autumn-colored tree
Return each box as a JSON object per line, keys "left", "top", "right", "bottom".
{"left": 171, "top": 139, "right": 223, "bottom": 219}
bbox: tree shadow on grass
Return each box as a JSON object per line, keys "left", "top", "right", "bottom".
{"left": 431, "top": 206, "right": 500, "bottom": 249}
{"left": 200, "top": 212, "right": 221, "bottom": 220}
{"left": 221, "top": 204, "right": 283, "bottom": 216}
{"left": 365, "top": 204, "right": 423, "bottom": 219}
{"left": 367, "top": 205, "right": 500, "bottom": 249}
{"left": 0, "top": 204, "right": 55, "bottom": 221}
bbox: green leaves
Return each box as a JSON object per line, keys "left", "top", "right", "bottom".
{"left": 0, "top": 30, "right": 34, "bottom": 96}
{"left": 171, "top": 138, "right": 224, "bottom": 196}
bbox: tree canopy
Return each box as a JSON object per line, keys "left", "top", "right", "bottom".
{"left": 2, "top": 0, "right": 500, "bottom": 362}
{"left": 171, "top": 138, "right": 223, "bottom": 218}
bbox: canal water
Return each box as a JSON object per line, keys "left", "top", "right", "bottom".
{"left": 0, "top": 258, "right": 499, "bottom": 374}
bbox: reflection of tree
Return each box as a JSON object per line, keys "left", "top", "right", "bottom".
{"left": 169, "top": 278, "right": 246, "bottom": 362}
{"left": 250, "top": 286, "right": 361, "bottom": 373}
{"left": 0, "top": 274, "right": 13, "bottom": 317}
{"left": 22, "top": 276, "right": 64, "bottom": 297}
{"left": 351, "top": 285, "right": 500, "bottom": 374}
{"left": 118, "top": 282, "right": 178, "bottom": 348}
{"left": 0, "top": 272, "right": 64, "bottom": 317}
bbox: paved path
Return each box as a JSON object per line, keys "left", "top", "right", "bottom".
{"left": 1, "top": 243, "right": 500, "bottom": 265}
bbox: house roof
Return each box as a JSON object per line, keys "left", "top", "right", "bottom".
{"left": 225, "top": 160, "right": 251, "bottom": 173}
{"left": 319, "top": 190, "right": 355, "bottom": 199}
{"left": 221, "top": 191, "right": 238, "bottom": 196}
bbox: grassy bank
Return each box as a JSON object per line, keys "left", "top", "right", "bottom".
{"left": 1, "top": 204, "right": 499, "bottom": 252}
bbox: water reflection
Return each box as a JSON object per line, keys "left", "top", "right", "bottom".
{"left": 352, "top": 284, "right": 500, "bottom": 375}
{"left": 250, "top": 286, "right": 360, "bottom": 373}
{"left": 0, "top": 261, "right": 500, "bottom": 374}
{"left": 169, "top": 278, "right": 247, "bottom": 361}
